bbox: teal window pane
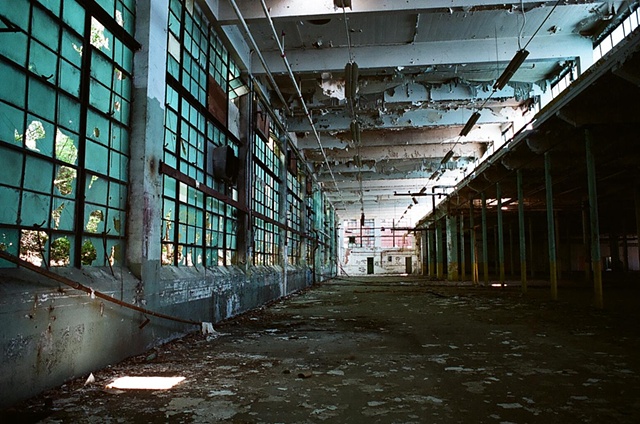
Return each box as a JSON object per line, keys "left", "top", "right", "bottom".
{"left": 108, "top": 181, "right": 126, "bottom": 207}
{"left": 85, "top": 174, "right": 108, "bottom": 205}
{"left": 106, "top": 208, "right": 124, "bottom": 234}
{"left": 62, "top": 0, "right": 85, "bottom": 35}
{"left": 0, "top": 148, "right": 23, "bottom": 187}
{"left": 29, "top": 41, "right": 58, "bottom": 81}
{"left": 51, "top": 198, "right": 75, "bottom": 231}
{"left": 27, "top": 79, "right": 56, "bottom": 122}
{"left": 85, "top": 140, "right": 109, "bottom": 174}
{"left": 24, "top": 155, "right": 53, "bottom": 193}
{"left": 57, "top": 93, "right": 81, "bottom": 132}
{"left": 0, "top": 229, "right": 20, "bottom": 267}
{"left": 0, "top": 102, "right": 25, "bottom": 146}
{"left": 21, "top": 191, "right": 52, "bottom": 227}
{"left": 24, "top": 116, "right": 54, "bottom": 157}
{"left": 61, "top": 30, "right": 83, "bottom": 67}
{"left": 53, "top": 164, "right": 77, "bottom": 197}
{"left": 86, "top": 109, "right": 109, "bottom": 145}
{"left": 58, "top": 60, "right": 81, "bottom": 98}
{"left": 89, "top": 79, "right": 111, "bottom": 112}
{"left": 0, "top": 187, "right": 20, "bottom": 224}
{"left": 0, "top": 32, "right": 28, "bottom": 67}
{"left": 38, "top": 0, "right": 61, "bottom": 15}
{"left": 32, "top": 6, "right": 60, "bottom": 46}
{"left": 0, "top": 62, "right": 26, "bottom": 108}
{"left": 91, "top": 52, "right": 112, "bottom": 83}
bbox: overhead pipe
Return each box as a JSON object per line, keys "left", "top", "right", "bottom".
{"left": 256, "top": 0, "right": 343, "bottom": 200}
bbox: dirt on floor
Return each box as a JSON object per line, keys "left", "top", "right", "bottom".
{"left": 3, "top": 276, "right": 640, "bottom": 423}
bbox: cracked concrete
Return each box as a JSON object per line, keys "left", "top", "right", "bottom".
{"left": 4, "top": 276, "right": 640, "bottom": 423}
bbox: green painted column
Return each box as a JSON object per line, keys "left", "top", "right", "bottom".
{"left": 459, "top": 214, "right": 466, "bottom": 281}
{"left": 436, "top": 219, "right": 444, "bottom": 279}
{"left": 469, "top": 199, "right": 478, "bottom": 285}
{"left": 426, "top": 228, "right": 432, "bottom": 276}
{"left": 446, "top": 215, "right": 459, "bottom": 281}
{"left": 586, "top": 129, "right": 603, "bottom": 309}
{"left": 545, "top": 152, "right": 558, "bottom": 301}
{"left": 517, "top": 169, "right": 527, "bottom": 293}
{"left": 481, "top": 192, "right": 489, "bottom": 285}
{"left": 496, "top": 182, "right": 505, "bottom": 285}
{"left": 528, "top": 217, "right": 535, "bottom": 278}
{"left": 582, "top": 200, "right": 591, "bottom": 283}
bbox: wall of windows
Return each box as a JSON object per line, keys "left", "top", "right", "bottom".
{"left": 286, "top": 157, "right": 303, "bottom": 265}
{"left": 252, "top": 115, "right": 282, "bottom": 266}
{"left": 161, "top": 0, "right": 240, "bottom": 267}
{"left": 0, "top": 0, "right": 135, "bottom": 268}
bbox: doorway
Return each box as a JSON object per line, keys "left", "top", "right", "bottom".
{"left": 367, "top": 257, "right": 374, "bottom": 274}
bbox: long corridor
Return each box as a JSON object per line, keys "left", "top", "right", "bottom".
{"left": 5, "top": 277, "right": 640, "bottom": 423}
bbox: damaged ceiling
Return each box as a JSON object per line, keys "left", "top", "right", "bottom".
{"left": 218, "top": 0, "right": 632, "bottom": 223}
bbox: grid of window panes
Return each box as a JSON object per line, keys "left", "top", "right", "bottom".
{"left": 252, "top": 124, "right": 282, "bottom": 265}
{"left": 253, "top": 217, "right": 279, "bottom": 266}
{"left": 305, "top": 192, "right": 316, "bottom": 265}
{"left": 0, "top": 0, "right": 133, "bottom": 269}
{"left": 162, "top": 0, "right": 240, "bottom": 266}
{"left": 287, "top": 168, "right": 303, "bottom": 265}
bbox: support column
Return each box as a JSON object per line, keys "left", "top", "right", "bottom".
{"left": 635, "top": 187, "right": 640, "bottom": 271}
{"left": 517, "top": 169, "right": 527, "bottom": 293}
{"left": 528, "top": 217, "right": 535, "bottom": 279}
{"left": 586, "top": 129, "right": 603, "bottom": 309}
{"left": 622, "top": 222, "right": 629, "bottom": 273}
{"left": 460, "top": 213, "right": 466, "bottom": 281}
{"left": 496, "top": 182, "right": 505, "bottom": 285}
{"left": 422, "top": 230, "right": 429, "bottom": 276}
{"left": 436, "top": 219, "right": 444, "bottom": 279}
{"left": 429, "top": 226, "right": 437, "bottom": 277}
{"left": 481, "top": 192, "right": 489, "bottom": 285}
{"left": 545, "top": 152, "right": 558, "bottom": 301}
{"left": 446, "top": 215, "right": 459, "bottom": 281}
{"left": 509, "top": 222, "right": 515, "bottom": 279}
{"left": 127, "top": 0, "right": 169, "bottom": 280}
{"left": 469, "top": 199, "right": 478, "bottom": 285}
{"left": 582, "top": 200, "right": 591, "bottom": 282}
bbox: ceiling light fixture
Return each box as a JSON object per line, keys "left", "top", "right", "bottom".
{"left": 459, "top": 111, "right": 481, "bottom": 137}
{"left": 493, "top": 49, "right": 529, "bottom": 91}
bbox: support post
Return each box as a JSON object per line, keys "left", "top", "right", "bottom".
{"left": 545, "top": 151, "right": 558, "bottom": 301}
{"left": 446, "top": 214, "right": 459, "bottom": 281}
{"left": 436, "top": 219, "right": 444, "bottom": 279}
{"left": 635, "top": 187, "right": 640, "bottom": 271}
{"left": 460, "top": 213, "right": 466, "bottom": 281}
{"left": 586, "top": 129, "right": 603, "bottom": 309}
{"left": 529, "top": 217, "right": 535, "bottom": 278}
{"left": 496, "top": 182, "right": 505, "bottom": 286}
{"left": 582, "top": 200, "right": 591, "bottom": 282}
{"left": 481, "top": 192, "right": 489, "bottom": 285}
{"left": 469, "top": 199, "right": 478, "bottom": 285}
{"left": 517, "top": 169, "right": 527, "bottom": 293}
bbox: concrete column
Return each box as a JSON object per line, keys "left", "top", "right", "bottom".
{"left": 545, "top": 152, "right": 558, "bottom": 301}
{"left": 469, "top": 199, "right": 478, "bottom": 285}
{"left": 517, "top": 169, "right": 527, "bottom": 293}
{"left": 235, "top": 81, "right": 252, "bottom": 270}
{"left": 429, "top": 226, "right": 437, "bottom": 277}
{"left": 586, "top": 129, "right": 603, "bottom": 308}
{"left": 481, "top": 192, "right": 489, "bottom": 285}
{"left": 422, "top": 230, "right": 428, "bottom": 276}
{"left": 509, "top": 222, "right": 515, "bottom": 279}
{"left": 446, "top": 214, "right": 458, "bottom": 281}
{"left": 496, "top": 182, "right": 505, "bottom": 286}
{"left": 436, "top": 219, "right": 444, "bottom": 279}
{"left": 459, "top": 213, "right": 466, "bottom": 281}
{"left": 127, "top": 0, "right": 169, "bottom": 280}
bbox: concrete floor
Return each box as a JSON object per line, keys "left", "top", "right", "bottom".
{"left": 4, "top": 276, "right": 640, "bottom": 423}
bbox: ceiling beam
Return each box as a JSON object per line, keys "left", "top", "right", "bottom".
{"left": 250, "top": 35, "right": 592, "bottom": 74}
{"left": 288, "top": 106, "right": 513, "bottom": 132}
{"left": 305, "top": 141, "right": 485, "bottom": 162}
{"left": 217, "top": 0, "right": 601, "bottom": 23}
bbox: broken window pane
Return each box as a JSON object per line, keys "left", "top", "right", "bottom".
{"left": 50, "top": 236, "right": 71, "bottom": 267}
{"left": 81, "top": 239, "right": 97, "bottom": 265}
{"left": 85, "top": 209, "right": 105, "bottom": 233}
{"left": 20, "top": 229, "right": 48, "bottom": 267}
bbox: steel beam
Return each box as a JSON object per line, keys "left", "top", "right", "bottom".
{"left": 252, "top": 35, "right": 593, "bottom": 75}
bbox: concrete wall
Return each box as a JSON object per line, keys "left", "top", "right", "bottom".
{"left": 0, "top": 264, "right": 318, "bottom": 408}
{"left": 342, "top": 247, "right": 419, "bottom": 276}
